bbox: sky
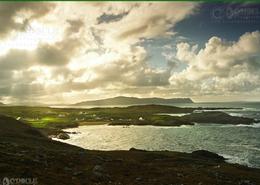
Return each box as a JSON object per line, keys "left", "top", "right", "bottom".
{"left": 0, "top": 2, "right": 260, "bottom": 104}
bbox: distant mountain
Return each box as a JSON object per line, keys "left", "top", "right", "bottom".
{"left": 74, "top": 96, "right": 193, "bottom": 106}
{"left": 8, "top": 102, "right": 48, "bottom": 107}
{"left": 0, "top": 102, "right": 5, "bottom": 106}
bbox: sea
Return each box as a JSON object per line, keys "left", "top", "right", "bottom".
{"left": 54, "top": 102, "right": 260, "bottom": 168}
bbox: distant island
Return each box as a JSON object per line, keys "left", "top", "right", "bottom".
{"left": 73, "top": 96, "right": 193, "bottom": 106}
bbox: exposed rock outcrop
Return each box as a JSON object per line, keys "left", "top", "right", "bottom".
{"left": 182, "top": 111, "right": 254, "bottom": 125}
{"left": 192, "top": 150, "right": 225, "bottom": 161}
{"left": 56, "top": 133, "right": 70, "bottom": 140}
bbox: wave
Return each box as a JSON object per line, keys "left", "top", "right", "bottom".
{"left": 227, "top": 144, "right": 260, "bottom": 152}
{"left": 156, "top": 113, "right": 191, "bottom": 117}
{"left": 242, "top": 107, "right": 260, "bottom": 112}
{"left": 227, "top": 113, "right": 244, "bottom": 117}
{"left": 219, "top": 122, "right": 260, "bottom": 128}
{"left": 220, "top": 154, "right": 254, "bottom": 168}
{"left": 238, "top": 123, "right": 260, "bottom": 128}
{"left": 127, "top": 124, "right": 194, "bottom": 129}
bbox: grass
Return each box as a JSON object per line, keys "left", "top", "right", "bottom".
{"left": 0, "top": 104, "right": 252, "bottom": 129}
{"left": 0, "top": 105, "right": 196, "bottom": 129}
{"left": 25, "top": 117, "right": 68, "bottom": 128}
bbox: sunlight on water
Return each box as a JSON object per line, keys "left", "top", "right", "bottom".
{"left": 56, "top": 123, "right": 260, "bottom": 168}
{"left": 53, "top": 102, "right": 260, "bottom": 168}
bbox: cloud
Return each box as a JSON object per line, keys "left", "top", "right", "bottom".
{"left": 0, "top": 2, "right": 259, "bottom": 104}
{"left": 0, "top": 18, "right": 84, "bottom": 69}
{"left": 36, "top": 38, "right": 82, "bottom": 66}
{"left": 65, "top": 19, "right": 84, "bottom": 37}
{"left": 0, "top": 49, "right": 34, "bottom": 70}
{"left": 0, "top": 15, "right": 85, "bottom": 102}
{"left": 97, "top": 12, "right": 129, "bottom": 24}
{"left": 0, "top": 2, "right": 55, "bottom": 39}
{"left": 37, "top": 18, "right": 85, "bottom": 66}
{"left": 170, "top": 31, "right": 260, "bottom": 95}
{"left": 98, "top": 2, "right": 197, "bottom": 49}
{"left": 69, "top": 45, "right": 172, "bottom": 89}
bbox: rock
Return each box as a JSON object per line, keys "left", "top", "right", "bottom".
{"left": 37, "top": 154, "right": 46, "bottom": 159}
{"left": 93, "top": 165, "right": 104, "bottom": 173}
{"left": 139, "top": 117, "right": 144, "bottom": 121}
{"left": 177, "top": 173, "right": 184, "bottom": 177}
{"left": 64, "top": 131, "right": 80, "bottom": 135}
{"left": 192, "top": 150, "right": 225, "bottom": 161}
{"left": 32, "top": 159, "right": 41, "bottom": 163}
{"left": 73, "top": 171, "right": 83, "bottom": 176}
{"left": 64, "top": 167, "right": 72, "bottom": 171}
{"left": 93, "top": 171, "right": 104, "bottom": 179}
{"left": 56, "top": 133, "right": 70, "bottom": 140}
{"left": 48, "top": 135, "right": 56, "bottom": 139}
{"left": 129, "top": 148, "right": 146, "bottom": 152}
{"left": 239, "top": 180, "right": 255, "bottom": 185}
{"left": 182, "top": 111, "right": 254, "bottom": 125}
{"left": 92, "top": 165, "right": 110, "bottom": 181}
{"left": 113, "top": 158, "right": 123, "bottom": 163}
{"left": 135, "top": 177, "right": 142, "bottom": 181}
{"left": 95, "top": 156, "right": 112, "bottom": 162}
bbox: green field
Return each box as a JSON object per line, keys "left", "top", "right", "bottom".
{"left": 0, "top": 105, "right": 195, "bottom": 129}
{"left": 0, "top": 104, "right": 252, "bottom": 131}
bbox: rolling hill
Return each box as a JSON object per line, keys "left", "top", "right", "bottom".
{"left": 74, "top": 96, "right": 193, "bottom": 106}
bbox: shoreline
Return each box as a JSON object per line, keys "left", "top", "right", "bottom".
{"left": 54, "top": 123, "right": 260, "bottom": 169}
{"left": 1, "top": 115, "right": 260, "bottom": 185}
{"left": 0, "top": 105, "right": 255, "bottom": 135}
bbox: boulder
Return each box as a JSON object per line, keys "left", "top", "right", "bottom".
{"left": 129, "top": 148, "right": 146, "bottom": 152}
{"left": 192, "top": 150, "right": 225, "bottom": 161}
{"left": 57, "top": 133, "right": 70, "bottom": 140}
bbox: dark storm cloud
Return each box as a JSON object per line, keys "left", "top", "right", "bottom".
{"left": 97, "top": 12, "right": 129, "bottom": 24}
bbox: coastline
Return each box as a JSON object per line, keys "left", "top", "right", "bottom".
{"left": 1, "top": 115, "right": 260, "bottom": 185}
{"left": 54, "top": 123, "right": 260, "bottom": 169}
{"left": 0, "top": 104, "right": 259, "bottom": 184}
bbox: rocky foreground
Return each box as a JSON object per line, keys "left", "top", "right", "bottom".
{"left": 0, "top": 115, "right": 260, "bottom": 185}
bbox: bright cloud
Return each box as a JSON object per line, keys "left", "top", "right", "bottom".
{"left": 170, "top": 31, "right": 260, "bottom": 95}
{"left": 0, "top": 2, "right": 259, "bottom": 104}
